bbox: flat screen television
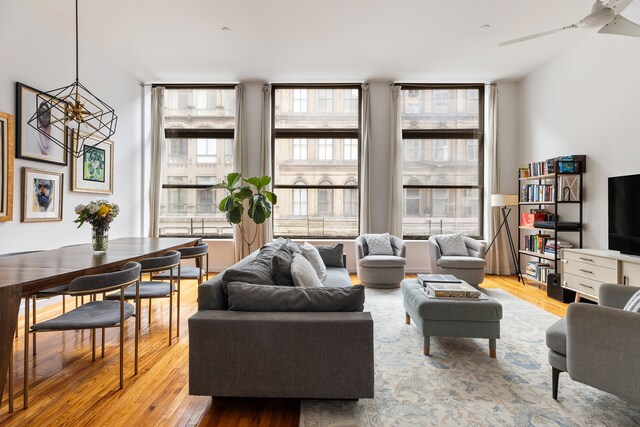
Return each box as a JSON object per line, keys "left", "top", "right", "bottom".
{"left": 609, "top": 173, "right": 640, "bottom": 256}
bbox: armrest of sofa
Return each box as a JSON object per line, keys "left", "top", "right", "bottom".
{"left": 389, "top": 235, "right": 406, "bottom": 258}
{"left": 355, "top": 236, "right": 367, "bottom": 261}
{"left": 427, "top": 236, "right": 441, "bottom": 272}
{"left": 599, "top": 284, "right": 640, "bottom": 309}
{"left": 566, "top": 303, "right": 640, "bottom": 402}
{"left": 198, "top": 279, "right": 227, "bottom": 310}
{"left": 188, "top": 310, "right": 374, "bottom": 398}
{"left": 464, "top": 237, "right": 486, "bottom": 259}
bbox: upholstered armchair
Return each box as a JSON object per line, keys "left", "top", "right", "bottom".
{"left": 427, "top": 236, "right": 486, "bottom": 287}
{"left": 546, "top": 284, "right": 640, "bottom": 403}
{"left": 355, "top": 235, "right": 406, "bottom": 288}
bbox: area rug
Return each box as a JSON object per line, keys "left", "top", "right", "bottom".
{"left": 300, "top": 287, "right": 640, "bottom": 426}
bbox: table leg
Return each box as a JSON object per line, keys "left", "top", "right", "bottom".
{"left": 0, "top": 286, "right": 21, "bottom": 411}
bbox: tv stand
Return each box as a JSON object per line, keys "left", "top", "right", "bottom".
{"left": 561, "top": 248, "right": 640, "bottom": 302}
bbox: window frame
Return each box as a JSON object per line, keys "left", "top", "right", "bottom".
{"left": 399, "top": 83, "right": 485, "bottom": 240}
{"left": 160, "top": 83, "right": 236, "bottom": 238}
{"left": 272, "top": 83, "right": 362, "bottom": 239}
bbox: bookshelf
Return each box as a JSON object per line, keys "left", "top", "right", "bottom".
{"left": 517, "top": 155, "right": 585, "bottom": 288}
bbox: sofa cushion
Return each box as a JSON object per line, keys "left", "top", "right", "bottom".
{"left": 364, "top": 233, "right": 394, "bottom": 255}
{"left": 300, "top": 242, "right": 327, "bottom": 281}
{"left": 272, "top": 244, "right": 295, "bottom": 287}
{"left": 226, "top": 282, "right": 365, "bottom": 312}
{"left": 322, "top": 267, "right": 351, "bottom": 288}
{"left": 291, "top": 253, "right": 324, "bottom": 288}
{"left": 437, "top": 256, "right": 486, "bottom": 269}
{"left": 316, "top": 244, "right": 344, "bottom": 268}
{"left": 546, "top": 317, "right": 567, "bottom": 356}
{"left": 435, "top": 233, "right": 469, "bottom": 256}
{"left": 222, "top": 245, "right": 278, "bottom": 289}
{"left": 359, "top": 255, "right": 406, "bottom": 268}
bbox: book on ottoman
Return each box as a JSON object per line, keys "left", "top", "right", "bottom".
{"left": 417, "top": 274, "right": 462, "bottom": 286}
{"left": 425, "top": 282, "right": 481, "bottom": 299}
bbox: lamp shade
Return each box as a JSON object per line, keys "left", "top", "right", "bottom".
{"left": 491, "top": 194, "right": 519, "bottom": 207}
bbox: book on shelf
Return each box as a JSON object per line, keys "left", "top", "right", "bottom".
{"left": 525, "top": 261, "right": 555, "bottom": 283}
{"left": 417, "top": 274, "right": 462, "bottom": 285}
{"left": 521, "top": 184, "right": 556, "bottom": 203}
{"left": 524, "top": 233, "right": 552, "bottom": 253}
{"left": 543, "top": 239, "right": 572, "bottom": 255}
{"left": 424, "top": 282, "right": 481, "bottom": 299}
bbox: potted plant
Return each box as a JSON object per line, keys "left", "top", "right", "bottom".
{"left": 215, "top": 173, "right": 277, "bottom": 252}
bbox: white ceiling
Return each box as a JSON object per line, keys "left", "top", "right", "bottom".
{"left": 24, "top": 0, "right": 640, "bottom": 83}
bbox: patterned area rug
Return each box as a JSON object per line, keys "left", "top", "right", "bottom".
{"left": 300, "top": 287, "right": 640, "bottom": 426}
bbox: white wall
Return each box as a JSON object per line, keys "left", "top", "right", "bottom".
{"left": 517, "top": 35, "right": 640, "bottom": 249}
{"left": 0, "top": 1, "right": 142, "bottom": 254}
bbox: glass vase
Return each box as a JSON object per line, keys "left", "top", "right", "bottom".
{"left": 92, "top": 227, "right": 109, "bottom": 255}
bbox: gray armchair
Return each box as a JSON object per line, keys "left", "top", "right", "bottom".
{"left": 427, "top": 236, "right": 486, "bottom": 287}
{"left": 355, "top": 235, "right": 406, "bottom": 288}
{"left": 546, "top": 284, "right": 640, "bottom": 403}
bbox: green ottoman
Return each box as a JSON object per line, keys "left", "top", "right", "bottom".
{"left": 401, "top": 279, "right": 503, "bottom": 357}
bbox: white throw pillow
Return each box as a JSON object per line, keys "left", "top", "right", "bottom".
{"left": 364, "top": 233, "right": 394, "bottom": 255}
{"left": 623, "top": 289, "right": 640, "bottom": 313}
{"left": 300, "top": 241, "right": 327, "bottom": 281}
{"left": 435, "top": 233, "right": 469, "bottom": 256}
{"left": 290, "top": 253, "right": 324, "bottom": 288}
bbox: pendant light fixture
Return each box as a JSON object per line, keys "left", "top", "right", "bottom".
{"left": 28, "top": 0, "right": 117, "bottom": 158}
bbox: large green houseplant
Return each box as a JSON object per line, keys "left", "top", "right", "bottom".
{"left": 214, "top": 172, "right": 277, "bottom": 250}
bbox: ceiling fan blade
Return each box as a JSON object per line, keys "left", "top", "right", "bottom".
{"left": 598, "top": 15, "right": 640, "bottom": 36}
{"left": 498, "top": 25, "right": 577, "bottom": 47}
{"left": 601, "top": 0, "right": 634, "bottom": 14}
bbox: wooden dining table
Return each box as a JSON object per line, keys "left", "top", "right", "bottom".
{"left": 0, "top": 237, "right": 201, "bottom": 408}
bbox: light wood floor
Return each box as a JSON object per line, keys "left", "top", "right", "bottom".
{"left": 0, "top": 274, "right": 566, "bottom": 426}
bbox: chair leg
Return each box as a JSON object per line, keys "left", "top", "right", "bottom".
{"left": 148, "top": 299, "right": 151, "bottom": 326}
{"left": 405, "top": 312, "right": 410, "bottom": 325}
{"left": 169, "top": 283, "right": 173, "bottom": 346}
{"left": 101, "top": 328, "right": 105, "bottom": 358}
{"left": 91, "top": 329, "right": 96, "bottom": 362}
{"left": 32, "top": 298, "right": 37, "bottom": 356}
{"left": 552, "top": 367, "right": 561, "bottom": 400}
{"left": 176, "top": 268, "right": 181, "bottom": 338}
{"left": 23, "top": 295, "right": 30, "bottom": 409}
{"left": 119, "top": 294, "right": 125, "bottom": 390}
{"left": 135, "top": 290, "right": 140, "bottom": 375}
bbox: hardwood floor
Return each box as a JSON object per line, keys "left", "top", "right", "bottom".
{"left": 0, "top": 274, "right": 565, "bottom": 426}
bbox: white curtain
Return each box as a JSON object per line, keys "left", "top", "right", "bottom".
{"left": 233, "top": 84, "right": 246, "bottom": 262}
{"left": 258, "top": 83, "right": 274, "bottom": 247}
{"left": 388, "top": 85, "right": 403, "bottom": 237}
{"left": 484, "top": 83, "right": 512, "bottom": 275}
{"left": 148, "top": 86, "right": 165, "bottom": 238}
{"left": 359, "top": 83, "right": 371, "bottom": 234}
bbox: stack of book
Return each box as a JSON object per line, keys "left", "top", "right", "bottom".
{"left": 424, "top": 282, "right": 481, "bottom": 299}
{"left": 544, "top": 239, "right": 572, "bottom": 255}
{"left": 521, "top": 184, "right": 556, "bottom": 203}
{"left": 524, "top": 233, "right": 552, "bottom": 253}
{"left": 526, "top": 261, "right": 555, "bottom": 283}
{"left": 417, "top": 274, "right": 461, "bottom": 286}
{"left": 527, "top": 159, "right": 556, "bottom": 177}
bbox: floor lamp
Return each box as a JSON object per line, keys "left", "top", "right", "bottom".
{"left": 487, "top": 194, "right": 525, "bottom": 283}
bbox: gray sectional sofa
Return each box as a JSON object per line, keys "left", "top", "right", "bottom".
{"left": 188, "top": 242, "right": 375, "bottom": 399}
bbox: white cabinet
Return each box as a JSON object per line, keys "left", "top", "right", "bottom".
{"left": 561, "top": 249, "right": 640, "bottom": 301}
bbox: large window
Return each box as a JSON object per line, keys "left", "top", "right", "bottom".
{"left": 273, "top": 85, "right": 360, "bottom": 238}
{"left": 160, "top": 86, "right": 236, "bottom": 238}
{"left": 401, "top": 85, "right": 484, "bottom": 238}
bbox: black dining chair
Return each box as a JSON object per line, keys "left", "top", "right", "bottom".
{"left": 106, "top": 250, "right": 181, "bottom": 345}
{"left": 21, "top": 262, "right": 141, "bottom": 409}
{"left": 154, "top": 242, "right": 209, "bottom": 285}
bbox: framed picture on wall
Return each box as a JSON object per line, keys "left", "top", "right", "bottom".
{"left": 71, "top": 131, "right": 113, "bottom": 194}
{"left": 0, "top": 112, "right": 15, "bottom": 222}
{"left": 21, "top": 167, "right": 63, "bottom": 222}
{"left": 16, "top": 82, "right": 68, "bottom": 166}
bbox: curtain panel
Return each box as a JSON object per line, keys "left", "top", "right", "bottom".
{"left": 148, "top": 86, "right": 165, "bottom": 238}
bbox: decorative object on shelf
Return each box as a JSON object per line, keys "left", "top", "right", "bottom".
{"left": 559, "top": 175, "right": 579, "bottom": 202}
{"left": 74, "top": 200, "right": 119, "bottom": 254}
{"left": 21, "top": 167, "right": 64, "bottom": 222}
{"left": 0, "top": 112, "right": 14, "bottom": 222}
{"left": 487, "top": 194, "right": 524, "bottom": 283}
{"left": 213, "top": 172, "right": 277, "bottom": 253}
{"left": 16, "top": 83, "right": 68, "bottom": 165}
{"left": 70, "top": 131, "right": 113, "bottom": 194}
{"left": 26, "top": 0, "right": 117, "bottom": 159}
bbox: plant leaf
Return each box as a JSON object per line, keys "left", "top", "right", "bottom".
{"left": 227, "top": 205, "right": 243, "bottom": 224}
{"left": 258, "top": 175, "right": 271, "bottom": 189}
{"left": 251, "top": 204, "right": 266, "bottom": 224}
{"left": 244, "top": 176, "right": 261, "bottom": 188}
{"left": 263, "top": 191, "right": 277, "bottom": 205}
{"left": 236, "top": 186, "right": 253, "bottom": 200}
{"left": 227, "top": 172, "right": 242, "bottom": 188}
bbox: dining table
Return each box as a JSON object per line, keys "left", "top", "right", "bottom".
{"left": 0, "top": 237, "right": 201, "bottom": 409}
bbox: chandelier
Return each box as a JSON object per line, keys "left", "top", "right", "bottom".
{"left": 28, "top": 0, "right": 117, "bottom": 158}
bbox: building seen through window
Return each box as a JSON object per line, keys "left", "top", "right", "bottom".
{"left": 273, "top": 86, "right": 361, "bottom": 238}
{"left": 159, "top": 86, "right": 236, "bottom": 238}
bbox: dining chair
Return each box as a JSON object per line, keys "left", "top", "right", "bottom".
{"left": 21, "top": 261, "right": 141, "bottom": 409}
{"left": 154, "top": 242, "right": 209, "bottom": 285}
{"left": 106, "top": 250, "right": 181, "bottom": 345}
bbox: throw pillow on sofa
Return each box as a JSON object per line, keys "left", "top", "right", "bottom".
{"left": 435, "top": 233, "right": 469, "bottom": 256}
{"left": 226, "top": 282, "right": 365, "bottom": 312}
{"left": 291, "top": 253, "right": 324, "bottom": 288}
{"left": 316, "top": 243, "right": 344, "bottom": 268}
{"left": 272, "top": 244, "right": 296, "bottom": 287}
{"left": 222, "top": 244, "right": 278, "bottom": 291}
{"left": 364, "top": 233, "right": 394, "bottom": 255}
{"left": 300, "top": 242, "right": 327, "bottom": 281}
{"left": 624, "top": 289, "right": 640, "bottom": 313}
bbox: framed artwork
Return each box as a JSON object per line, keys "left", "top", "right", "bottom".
{"left": 21, "top": 167, "right": 63, "bottom": 222}
{"left": 0, "top": 112, "right": 15, "bottom": 222}
{"left": 16, "top": 82, "right": 68, "bottom": 166}
{"left": 71, "top": 131, "right": 113, "bottom": 194}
